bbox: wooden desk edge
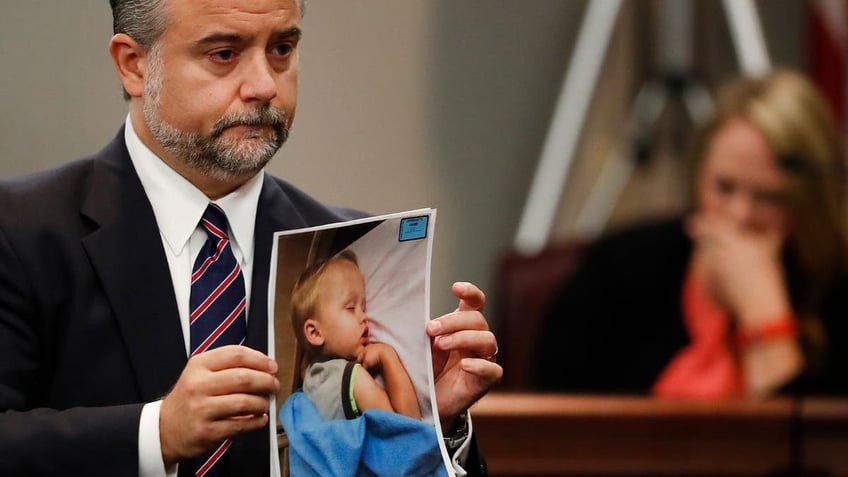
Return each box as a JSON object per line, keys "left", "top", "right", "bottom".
{"left": 470, "top": 392, "right": 798, "bottom": 418}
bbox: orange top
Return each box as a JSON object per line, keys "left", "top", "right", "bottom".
{"left": 652, "top": 267, "right": 744, "bottom": 399}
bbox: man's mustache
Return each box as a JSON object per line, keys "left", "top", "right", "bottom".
{"left": 211, "top": 107, "right": 288, "bottom": 139}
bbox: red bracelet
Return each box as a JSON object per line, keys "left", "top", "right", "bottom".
{"left": 736, "top": 317, "right": 798, "bottom": 348}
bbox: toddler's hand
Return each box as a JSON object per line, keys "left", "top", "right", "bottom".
{"left": 360, "top": 342, "right": 397, "bottom": 374}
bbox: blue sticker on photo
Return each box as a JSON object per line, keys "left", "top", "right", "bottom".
{"left": 399, "top": 216, "right": 429, "bottom": 242}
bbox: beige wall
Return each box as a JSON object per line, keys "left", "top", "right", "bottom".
{"left": 0, "top": 1, "right": 804, "bottom": 327}
{"left": 0, "top": 2, "right": 126, "bottom": 176}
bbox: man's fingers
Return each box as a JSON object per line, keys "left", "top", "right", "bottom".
{"left": 427, "top": 310, "right": 489, "bottom": 337}
{"left": 453, "top": 282, "right": 485, "bottom": 312}
{"left": 205, "top": 393, "right": 274, "bottom": 421}
{"left": 189, "top": 412, "right": 270, "bottom": 451}
{"left": 204, "top": 367, "right": 280, "bottom": 397}
{"left": 432, "top": 329, "right": 497, "bottom": 358}
{"left": 161, "top": 390, "right": 271, "bottom": 457}
{"left": 438, "top": 358, "right": 503, "bottom": 417}
{"left": 459, "top": 357, "right": 504, "bottom": 383}
{"left": 160, "top": 346, "right": 279, "bottom": 464}
{"left": 192, "top": 345, "right": 277, "bottom": 374}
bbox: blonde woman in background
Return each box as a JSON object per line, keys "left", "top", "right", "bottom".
{"left": 536, "top": 69, "right": 848, "bottom": 398}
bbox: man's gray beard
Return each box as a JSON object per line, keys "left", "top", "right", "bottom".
{"left": 142, "top": 54, "right": 289, "bottom": 182}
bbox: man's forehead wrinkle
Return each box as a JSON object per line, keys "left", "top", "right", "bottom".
{"left": 161, "top": 0, "right": 298, "bottom": 26}
{"left": 176, "top": 0, "right": 298, "bottom": 18}
{"left": 166, "top": 3, "right": 300, "bottom": 42}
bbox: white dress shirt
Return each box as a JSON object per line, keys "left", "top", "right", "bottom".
{"left": 123, "top": 116, "right": 263, "bottom": 477}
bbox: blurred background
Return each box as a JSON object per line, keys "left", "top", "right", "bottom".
{"left": 0, "top": 0, "right": 824, "bottom": 331}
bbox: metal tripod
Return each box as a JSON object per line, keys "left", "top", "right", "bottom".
{"left": 513, "top": 0, "right": 771, "bottom": 254}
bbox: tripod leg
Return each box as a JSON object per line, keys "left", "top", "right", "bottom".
{"left": 722, "top": 0, "right": 771, "bottom": 76}
{"left": 574, "top": 82, "right": 670, "bottom": 237}
{"left": 514, "top": 0, "right": 623, "bottom": 254}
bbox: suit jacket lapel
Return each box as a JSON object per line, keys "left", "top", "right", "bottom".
{"left": 80, "top": 130, "right": 187, "bottom": 401}
{"left": 244, "top": 175, "right": 311, "bottom": 354}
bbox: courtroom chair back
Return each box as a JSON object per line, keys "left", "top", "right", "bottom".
{"left": 494, "top": 239, "right": 589, "bottom": 390}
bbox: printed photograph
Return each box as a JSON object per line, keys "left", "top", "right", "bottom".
{"left": 267, "top": 209, "right": 452, "bottom": 476}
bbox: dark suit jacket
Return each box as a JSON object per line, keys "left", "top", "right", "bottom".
{"left": 534, "top": 217, "right": 848, "bottom": 396}
{"left": 534, "top": 218, "right": 692, "bottom": 393}
{"left": 0, "top": 129, "right": 362, "bottom": 476}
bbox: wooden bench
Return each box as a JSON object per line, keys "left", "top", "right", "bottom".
{"left": 471, "top": 392, "right": 848, "bottom": 476}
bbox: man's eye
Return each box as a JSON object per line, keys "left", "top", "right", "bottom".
{"left": 210, "top": 49, "right": 236, "bottom": 62}
{"left": 272, "top": 43, "right": 293, "bottom": 57}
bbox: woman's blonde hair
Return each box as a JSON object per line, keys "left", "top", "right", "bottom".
{"left": 693, "top": 69, "right": 848, "bottom": 312}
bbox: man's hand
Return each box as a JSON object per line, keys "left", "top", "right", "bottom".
{"left": 159, "top": 345, "right": 279, "bottom": 466}
{"left": 428, "top": 282, "right": 502, "bottom": 433}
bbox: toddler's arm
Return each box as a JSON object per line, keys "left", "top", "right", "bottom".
{"left": 355, "top": 343, "right": 421, "bottom": 419}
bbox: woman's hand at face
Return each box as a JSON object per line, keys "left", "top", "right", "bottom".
{"left": 688, "top": 212, "right": 792, "bottom": 326}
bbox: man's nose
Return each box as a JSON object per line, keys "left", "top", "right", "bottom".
{"left": 240, "top": 53, "right": 278, "bottom": 103}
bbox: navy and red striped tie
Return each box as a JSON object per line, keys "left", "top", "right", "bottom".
{"left": 189, "top": 203, "right": 247, "bottom": 477}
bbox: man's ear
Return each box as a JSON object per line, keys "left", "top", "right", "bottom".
{"left": 304, "top": 319, "right": 324, "bottom": 347}
{"left": 109, "top": 33, "right": 148, "bottom": 99}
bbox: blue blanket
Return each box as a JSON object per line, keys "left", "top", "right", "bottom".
{"left": 280, "top": 391, "right": 449, "bottom": 477}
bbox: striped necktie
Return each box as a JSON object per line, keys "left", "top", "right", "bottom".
{"left": 189, "top": 203, "right": 247, "bottom": 477}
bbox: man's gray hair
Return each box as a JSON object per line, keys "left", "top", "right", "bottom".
{"left": 110, "top": 0, "right": 306, "bottom": 49}
{"left": 110, "top": 0, "right": 167, "bottom": 49}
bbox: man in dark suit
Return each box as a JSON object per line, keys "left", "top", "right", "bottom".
{"left": 0, "top": 0, "right": 502, "bottom": 475}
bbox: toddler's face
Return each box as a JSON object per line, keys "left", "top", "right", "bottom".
{"left": 313, "top": 259, "right": 370, "bottom": 361}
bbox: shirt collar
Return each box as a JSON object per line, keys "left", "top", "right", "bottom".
{"left": 123, "top": 115, "right": 264, "bottom": 261}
